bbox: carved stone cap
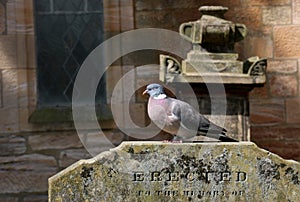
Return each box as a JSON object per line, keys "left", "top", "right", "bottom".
{"left": 179, "top": 6, "right": 247, "bottom": 52}
{"left": 199, "top": 6, "right": 228, "bottom": 18}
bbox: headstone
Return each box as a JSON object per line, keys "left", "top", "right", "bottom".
{"left": 49, "top": 142, "right": 300, "bottom": 201}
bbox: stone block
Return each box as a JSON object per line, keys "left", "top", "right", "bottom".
{"left": 0, "top": 3, "right": 5, "bottom": 34}
{"left": 293, "top": 0, "right": 300, "bottom": 24}
{"left": 27, "top": 69, "right": 36, "bottom": 107}
{"left": 103, "top": 6, "right": 121, "bottom": 32}
{"left": 0, "top": 154, "right": 57, "bottom": 194}
{"left": 274, "top": 25, "right": 300, "bottom": 58}
{"left": 252, "top": 125, "right": 300, "bottom": 140}
{"left": 15, "top": 0, "right": 34, "bottom": 34}
{"left": 0, "top": 70, "right": 2, "bottom": 107}
{"left": 23, "top": 195, "right": 48, "bottom": 202}
{"left": 105, "top": 66, "right": 123, "bottom": 103}
{"left": 0, "top": 107, "right": 19, "bottom": 132}
{"left": 0, "top": 171, "right": 55, "bottom": 194}
{"left": 28, "top": 132, "right": 83, "bottom": 151}
{"left": 226, "top": 7, "right": 263, "bottom": 32}
{"left": 135, "top": 10, "right": 175, "bottom": 29}
{"left": 254, "top": 140, "right": 300, "bottom": 161}
{"left": 122, "top": 66, "right": 136, "bottom": 103}
{"left": 249, "top": 85, "right": 269, "bottom": 99}
{"left": 242, "top": 36, "right": 273, "bottom": 59}
{"left": 6, "top": 0, "right": 16, "bottom": 34}
{"left": 16, "top": 34, "right": 36, "bottom": 68}
{"left": 243, "top": 0, "right": 290, "bottom": 5}
{"left": 0, "top": 134, "right": 26, "bottom": 156}
{"left": 286, "top": 98, "right": 300, "bottom": 123}
{"left": 0, "top": 197, "right": 18, "bottom": 202}
{"left": 269, "top": 74, "right": 298, "bottom": 97}
{"left": 136, "top": 64, "right": 159, "bottom": 77}
{"left": 2, "top": 69, "right": 18, "bottom": 107}
{"left": 135, "top": 0, "right": 241, "bottom": 11}
{"left": 262, "top": 6, "right": 291, "bottom": 25}
{"left": 104, "top": 0, "right": 134, "bottom": 32}
{"left": 103, "top": 0, "right": 119, "bottom": 8}
{"left": 49, "top": 142, "right": 300, "bottom": 201}
{"left": 120, "top": 0, "right": 134, "bottom": 31}
{"left": 129, "top": 103, "right": 147, "bottom": 127}
{"left": 267, "top": 59, "right": 298, "bottom": 74}
{"left": 0, "top": 154, "right": 57, "bottom": 171}
{"left": 17, "top": 69, "right": 30, "bottom": 108}
{"left": 251, "top": 126, "right": 300, "bottom": 161}
{"left": 59, "top": 149, "right": 91, "bottom": 168}
{"left": 80, "top": 131, "right": 124, "bottom": 156}
{"left": 250, "top": 99, "right": 285, "bottom": 125}
{"left": 0, "top": 36, "right": 17, "bottom": 68}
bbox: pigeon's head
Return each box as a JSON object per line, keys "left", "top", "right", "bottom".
{"left": 143, "top": 83, "right": 165, "bottom": 97}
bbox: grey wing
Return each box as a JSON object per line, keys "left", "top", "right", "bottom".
{"left": 169, "top": 98, "right": 225, "bottom": 134}
{"left": 168, "top": 99, "right": 202, "bottom": 135}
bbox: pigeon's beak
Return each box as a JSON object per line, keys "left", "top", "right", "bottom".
{"left": 142, "top": 89, "right": 148, "bottom": 95}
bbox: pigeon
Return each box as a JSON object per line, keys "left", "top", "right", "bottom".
{"left": 143, "top": 83, "right": 238, "bottom": 142}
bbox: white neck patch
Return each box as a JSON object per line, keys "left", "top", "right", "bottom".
{"left": 154, "top": 94, "right": 167, "bottom": 99}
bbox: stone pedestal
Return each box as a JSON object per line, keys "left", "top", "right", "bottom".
{"left": 49, "top": 142, "right": 300, "bottom": 201}
{"left": 159, "top": 6, "right": 267, "bottom": 141}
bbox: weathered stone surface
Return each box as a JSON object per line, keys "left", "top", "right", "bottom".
{"left": 262, "top": 6, "right": 291, "bottom": 25}
{"left": 242, "top": 36, "right": 273, "bottom": 58}
{"left": 286, "top": 98, "right": 300, "bottom": 123}
{"left": 0, "top": 197, "right": 18, "bottom": 202}
{"left": 0, "top": 154, "right": 57, "bottom": 194}
{"left": 0, "top": 36, "right": 17, "bottom": 68}
{"left": 0, "top": 154, "right": 57, "bottom": 171}
{"left": 293, "top": 0, "right": 300, "bottom": 24}
{"left": 243, "top": 0, "right": 290, "bottom": 6}
{"left": 274, "top": 25, "right": 300, "bottom": 58}
{"left": 49, "top": 142, "right": 300, "bottom": 201}
{"left": 251, "top": 126, "right": 300, "bottom": 161}
{"left": 0, "top": 134, "right": 26, "bottom": 155}
{"left": 269, "top": 74, "right": 298, "bottom": 97}
{"left": 0, "top": 3, "right": 5, "bottom": 34}
{"left": 23, "top": 195, "right": 48, "bottom": 202}
{"left": 267, "top": 60, "right": 298, "bottom": 74}
{"left": 250, "top": 99, "right": 285, "bottom": 125}
{"left": 59, "top": 149, "right": 91, "bottom": 168}
{"left": 28, "top": 132, "right": 82, "bottom": 151}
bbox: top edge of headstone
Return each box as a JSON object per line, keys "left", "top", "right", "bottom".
{"left": 49, "top": 141, "right": 300, "bottom": 182}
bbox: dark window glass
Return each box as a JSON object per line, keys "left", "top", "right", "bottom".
{"left": 34, "top": 0, "right": 106, "bottom": 107}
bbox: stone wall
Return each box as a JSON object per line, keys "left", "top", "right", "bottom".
{"left": 1, "top": 0, "right": 300, "bottom": 201}
{"left": 0, "top": 0, "right": 129, "bottom": 201}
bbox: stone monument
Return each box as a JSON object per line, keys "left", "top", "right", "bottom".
{"left": 160, "top": 6, "right": 267, "bottom": 141}
{"left": 49, "top": 142, "right": 300, "bottom": 201}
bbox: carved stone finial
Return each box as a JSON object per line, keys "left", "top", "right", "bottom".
{"left": 179, "top": 6, "right": 247, "bottom": 52}
{"left": 160, "top": 5, "right": 266, "bottom": 85}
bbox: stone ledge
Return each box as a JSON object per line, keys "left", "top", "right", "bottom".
{"left": 49, "top": 141, "right": 300, "bottom": 201}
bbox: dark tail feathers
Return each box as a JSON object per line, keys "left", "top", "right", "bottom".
{"left": 219, "top": 135, "right": 239, "bottom": 142}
